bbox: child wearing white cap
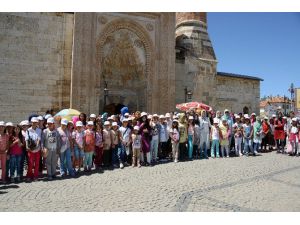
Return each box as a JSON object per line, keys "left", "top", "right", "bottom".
{"left": 111, "top": 122, "right": 121, "bottom": 168}
{"left": 233, "top": 115, "right": 243, "bottom": 156}
{"left": 119, "top": 119, "right": 132, "bottom": 167}
{"left": 102, "top": 121, "right": 112, "bottom": 167}
{"left": 25, "top": 117, "right": 42, "bottom": 180}
{"left": 131, "top": 126, "right": 142, "bottom": 167}
{"left": 57, "top": 119, "right": 75, "bottom": 177}
{"left": 43, "top": 118, "right": 62, "bottom": 180}
{"left": 210, "top": 118, "right": 221, "bottom": 158}
{"left": 243, "top": 116, "right": 254, "bottom": 156}
{"left": 287, "top": 118, "right": 299, "bottom": 156}
{"left": 0, "top": 121, "right": 9, "bottom": 183}
{"left": 170, "top": 120, "right": 180, "bottom": 162}
{"left": 72, "top": 121, "right": 85, "bottom": 172}
{"left": 219, "top": 119, "right": 230, "bottom": 158}
{"left": 83, "top": 121, "right": 96, "bottom": 171}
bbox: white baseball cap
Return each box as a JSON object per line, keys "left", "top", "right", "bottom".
{"left": 124, "top": 113, "right": 130, "bottom": 117}
{"left": 235, "top": 115, "right": 240, "bottom": 119}
{"left": 159, "top": 115, "right": 165, "bottom": 119}
{"left": 76, "top": 121, "right": 83, "bottom": 127}
{"left": 272, "top": 114, "right": 276, "bottom": 118}
{"left": 134, "top": 126, "right": 139, "bottom": 130}
{"left": 31, "top": 117, "right": 39, "bottom": 123}
{"left": 20, "top": 120, "right": 29, "bottom": 126}
{"left": 153, "top": 114, "right": 159, "bottom": 118}
{"left": 283, "top": 116, "right": 287, "bottom": 119}
{"left": 0, "top": 121, "right": 5, "bottom": 126}
{"left": 128, "top": 117, "right": 133, "bottom": 121}
{"left": 172, "top": 119, "right": 179, "bottom": 123}
{"left": 165, "top": 113, "right": 171, "bottom": 118}
{"left": 6, "top": 122, "right": 14, "bottom": 127}
{"left": 61, "top": 119, "right": 68, "bottom": 125}
{"left": 148, "top": 115, "right": 153, "bottom": 119}
{"left": 141, "top": 112, "right": 147, "bottom": 117}
{"left": 90, "top": 114, "right": 96, "bottom": 118}
{"left": 112, "top": 122, "right": 118, "bottom": 127}
{"left": 264, "top": 116, "right": 268, "bottom": 120}
{"left": 292, "top": 117, "right": 297, "bottom": 122}
{"left": 122, "top": 118, "right": 128, "bottom": 122}
{"left": 87, "top": 121, "right": 94, "bottom": 126}
{"left": 244, "top": 114, "right": 250, "bottom": 119}
{"left": 224, "top": 109, "right": 230, "bottom": 113}
{"left": 188, "top": 116, "right": 194, "bottom": 120}
{"left": 47, "top": 117, "right": 55, "bottom": 124}
{"left": 104, "top": 121, "right": 110, "bottom": 126}
{"left": 37, "top": 116, "right": 43, "bottom": 121}
{"left": 44, "top": 114, "right": 52, "bottom": 120}
{"left": 108, "top": 117, "right": 114, "bottom": 120}
{"left": 251, "top": 113, "right": 256, "bottom": 116}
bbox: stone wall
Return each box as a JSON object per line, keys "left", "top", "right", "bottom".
{"left": 216, "top": 76, "right": 260, "bottom": 114}
{"left": 0, "top": 12, "right": 74, "bottom": 123}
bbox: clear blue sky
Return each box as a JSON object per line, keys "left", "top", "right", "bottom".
{"left": 207, "top": 12, "right": 300, "bottom": 99}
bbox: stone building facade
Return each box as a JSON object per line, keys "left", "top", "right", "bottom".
{"left": 0, "top": 12, "right": 262, "bottom": 123}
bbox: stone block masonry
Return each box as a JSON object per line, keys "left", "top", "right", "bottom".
{"left": 0, "top": 13, "right": 74, "bottom": 123}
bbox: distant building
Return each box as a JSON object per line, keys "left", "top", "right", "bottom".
{"left": 260, "top": 96, "right": 291, "bottom": 117}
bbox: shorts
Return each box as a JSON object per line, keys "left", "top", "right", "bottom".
{"left": 74, "top": 146, "right": 85, "bottom": 159}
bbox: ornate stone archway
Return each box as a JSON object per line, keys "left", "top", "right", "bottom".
{"left": 96, "top": 18, "right": 155, "bottom": 112}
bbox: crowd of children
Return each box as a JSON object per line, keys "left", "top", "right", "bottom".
{"left": 0, "top": 108, "right": 299, "bottom": 184}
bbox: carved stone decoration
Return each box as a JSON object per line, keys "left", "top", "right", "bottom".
{"left": 146, "top": 23, "right": 154, "bottom": 31}
{"left": 101, "top": 31, "right": 145, "bottom": 84}
{"left": 98, "top": 16, "right": 108, "bottom": 24}
{"left": 134, "top": 39, "right": 143, "bottom": 48}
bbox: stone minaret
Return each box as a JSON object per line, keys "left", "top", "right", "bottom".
{"left": 175, "top": 12, "right": 217, "bottom": 108}
{"left": 175, "top": 12, "right": 216, "bottom": 60}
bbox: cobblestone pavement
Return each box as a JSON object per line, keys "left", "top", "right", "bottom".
{"left": 1, "top": 151, "right": 300, "bottom": 212}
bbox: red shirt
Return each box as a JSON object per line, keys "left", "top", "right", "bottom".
{"left": 9, "top": 137, "right": 23, "bottom": 155}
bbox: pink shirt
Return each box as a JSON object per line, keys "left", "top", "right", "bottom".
{"left": 0, "top": 134, "right": 9, "bottom": 154}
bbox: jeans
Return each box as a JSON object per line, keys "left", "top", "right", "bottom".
{"left": 188, "top": 135, "right": 193, "bottom": 159}
{"left": 235, "top": 137, "right": 242, "bottom": 155}
{"left": 74, "top": 146, "right": 84, "bottom": 160}
{"left": 244, "top": 138, "right": 254, "bottom": 154}
{"left": 111, "top": 145, "right": 119, "bottom": 165}
{"left": 10, "top": 154, "right": 22, "bottom": 178}
{"left": 199, "top": 141, "right": 208, "bottom": 158}
{"left": 220, "top": 145, "right": 229, "bottom": 157}
{"left": 84, "top": 151, "right": 94, "bottom": 168}
{"left": 150, "top": 138, "right": 159, "bottom": 162}
{"left": 60, "top": 148, "right": 75, "bottom": 176}
{"left": 118, "top": 144, "right": 127, "bottom": 164}
{"left": 27, "top": 151, "right": 40, "bottom": 179}
{"left": 211, "top": 140, "right": 220, "bottom": 157}
{"left": 253, "top": 142, "right": 260, "bottom": 154}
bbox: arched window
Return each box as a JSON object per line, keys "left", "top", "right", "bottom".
{"left": 243, "top": 106, "right": 249, "bottom": 114}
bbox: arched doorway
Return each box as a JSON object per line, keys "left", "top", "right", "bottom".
{"left": 96, "top": 18, "right": 155, "bottom": 113}
{"left": 243, "top": 106, "right": 249, "bottom": 114}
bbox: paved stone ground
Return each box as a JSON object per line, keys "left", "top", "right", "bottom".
{"left": 0, "top": 151, "right": 300, "bottom": 212}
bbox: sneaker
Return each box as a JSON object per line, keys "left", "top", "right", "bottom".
{"left": 120, "top": 163, "right": 124, "bottom": 169}
{"left": 137, "top": 164, "right": 141, "bottom": 168}
{"left": 226, "top": 156, "right": 229, "bottom": 158}
{"left": 174, "top": 159, "right": 178, "bottom": 163}
{"left": 132, "top": 164, "right": 135, "bottom": 168}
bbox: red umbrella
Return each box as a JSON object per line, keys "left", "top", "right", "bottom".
{"left": 176, "top": 101, "right": 212, "bottom": 111}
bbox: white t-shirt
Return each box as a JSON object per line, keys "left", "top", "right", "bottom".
{"left": 119, "top": 126, "right": 131, "bottom": 143}
{"left": 25, "top": 127, "right": 42, "bottom": 152}
{"left": 132, "top": 134, "right": 141, "bottom": 149}
{"left": 211, "top": 126, "right": 219, "bottom": 140}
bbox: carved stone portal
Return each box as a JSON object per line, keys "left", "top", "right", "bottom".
{"left": 101, "top": 29, "right": 146, "bottom": 85}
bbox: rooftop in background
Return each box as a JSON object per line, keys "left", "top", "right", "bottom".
{"left": 260, "top": 96, "right": 291, "bottom": 108}
{"left": 217, "top": 72, "right": 263, "bottom": 81}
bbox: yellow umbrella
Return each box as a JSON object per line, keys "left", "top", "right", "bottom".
{"left": 54, "top": 108, "right": 81, "bottom": 121}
